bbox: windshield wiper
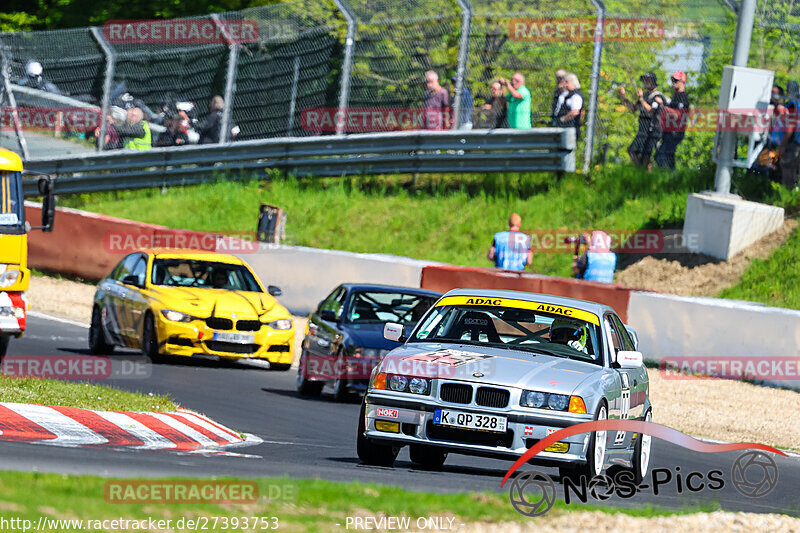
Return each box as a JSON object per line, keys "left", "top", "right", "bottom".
{"left": 511, "top": 346, "right": 568, "bottom": 358}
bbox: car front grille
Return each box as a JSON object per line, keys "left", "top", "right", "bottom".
{"left": 205, "top": 341, "right": 260, "bottom": 354}
{"left": 235, "top": 320, "right": 261, "bottom": 331}
{"left": 426, "top": 420, "right": 514, "bottom": 448}
{"left": 267, "top": 345, "right": 290, "bottom": 352}
{"left": 206, "top": 317, "right": 233, "bottom": 330}
{"left": 439, "top": 383, "right": 472, "bottom": 404}
{"left": 475, "top": 387, "right": 510, "bottom": 408}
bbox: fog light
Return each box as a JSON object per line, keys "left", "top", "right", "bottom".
{"left": 544, "top": 442, "right": 569, "bottom": 454}
{"left": 375, "top": 420, "right": 399, "bottom": 433}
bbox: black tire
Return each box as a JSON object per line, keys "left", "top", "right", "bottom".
{"left": 409, "top": 445, "right": 447, "bottom": 470}
{"left": 560, "top": 401, "right": 608, "bottom": 483}
{"left": 141, "top": 312, "right": 162, "bottom": 363}
{"left": 0, "top": 334, "right": 9, "bottom": 361}
{"left": 88, "top": 306, "right": 114, "bottom": 355}
{"left": 332, "top": 351, "right": 351, "bottom": 402}
{"left": 269, "top": 363, "right": 291, "bottom": 371}
{"left": 296, "top": 351, "right": 323, "bottom": 396}
{"left": 356, "top": 401, "right": 399, "bottom": 467}
{"left": 629, "top": 409, "right": 653, "bottom": 485}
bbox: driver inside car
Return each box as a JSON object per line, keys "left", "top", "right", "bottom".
{"left": 549, "top": 318, "right": 590, "bottom": 354}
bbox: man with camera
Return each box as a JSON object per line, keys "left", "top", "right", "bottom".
{"left": 571, "top": 231, "right": 616, "bottom": 283}
{"left": 617, "top": 72, "right": 666, "bottom": 169}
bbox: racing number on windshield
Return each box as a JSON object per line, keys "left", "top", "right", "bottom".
{"left": 615, "top": 373, "right": 631, "bottom": 445}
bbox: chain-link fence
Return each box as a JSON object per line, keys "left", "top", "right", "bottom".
{"left": 0, "top": 0, "right": 788, "bottom": 171}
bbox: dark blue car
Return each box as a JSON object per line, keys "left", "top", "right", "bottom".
{"left": 297, "top": 283, "right": 442, "bottom": 401}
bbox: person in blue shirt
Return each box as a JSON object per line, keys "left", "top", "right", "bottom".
{"left": 487, "top": 213, "right": 532, "bottom": 271}
{"left": 572, "top": 230, "right": 617, "bottom": 283}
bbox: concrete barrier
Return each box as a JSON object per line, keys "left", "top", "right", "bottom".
{"left": 420, "top": 265, "right": 633, "bottom": 322}
{"left": 628, "top": 291, "right": 800, "bottom": 389}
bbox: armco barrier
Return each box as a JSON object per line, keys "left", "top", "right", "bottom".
{"left": 420, "top": 265, "right": 632, "bottom": 322}
{"left": 23, "top": 202, "right": 436, "bottom": 315}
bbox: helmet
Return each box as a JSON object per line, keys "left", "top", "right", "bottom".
{"left": 26, "top": 61, "right": 43, "bottom": 77}
{"left": 549, "top": 318, "right": 588, "bottom": 353}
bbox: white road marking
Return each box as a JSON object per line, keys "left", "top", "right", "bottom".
{"left": 27, "top": 311, "right": 90, "bottom": 329}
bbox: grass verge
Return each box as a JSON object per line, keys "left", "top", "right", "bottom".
{"left": 59, "top": 165, "right": 714, "bottom": 279}
{"left": 0, "top": 376, "right": 176, "bottom": 412}
{"left": 0, "top": 470, "right": 720, "bottom": 533}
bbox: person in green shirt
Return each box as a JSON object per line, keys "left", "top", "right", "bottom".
{"left": 499, "top": 72, "right": 532, "bottom": 129}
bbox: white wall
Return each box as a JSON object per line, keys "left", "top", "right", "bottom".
{"left": 628, "top": 291, "right": 800, "bottom": 389}
{"left": 234, "top": 244, "right": 442, "bottom": 315}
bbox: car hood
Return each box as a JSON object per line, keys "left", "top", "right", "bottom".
{"left": 379, "top": 342, "right": 602, "bottom": 395}
{"left": 148, "top": 286, "right": 287, "bottom": 320}
{"left": 344, "top": 322, "right": 401, "bottom": 350}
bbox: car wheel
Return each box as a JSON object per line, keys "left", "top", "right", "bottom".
{"left": 270, "top": 363, "right": 291, "bottom": 371}
{"left": 88, "top": 306, "right": 114, "bottom": 355}
{"left": 629, "top": 409, "right": 652, "bottom": 485}
{"left": 296, "top": 350, "right": 323, "bottom": 396}
{"left": 332, "top": 350, "right": 351, "bottom": 402}
{"left": 356, "top": 400, "right": 399, "bottom": 467}
{"left": 409, "top": 445, "right": 447, "bottom": 470}
{"left": 142, "top": 312, "right": 163, "bottom": 363}
{"left": 560, "top": 401, "right": 608, "bottom": 483}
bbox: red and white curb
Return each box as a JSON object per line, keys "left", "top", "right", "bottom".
{"left": 0, "top": 402, "right": 262, "bottom": 457}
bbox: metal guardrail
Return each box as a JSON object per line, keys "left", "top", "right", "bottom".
{"left": 22, "top": 129, "right": 576, "bottom": 197}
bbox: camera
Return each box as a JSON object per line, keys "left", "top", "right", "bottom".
{"left": 564, "top": 235, "right": 589, "bottom": 246}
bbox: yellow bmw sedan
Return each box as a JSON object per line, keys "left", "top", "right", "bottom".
{"left": 89, "top": 249, "right": 294, "bottom": 369}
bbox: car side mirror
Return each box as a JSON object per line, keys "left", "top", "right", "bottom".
{"left": 121, "top": 275, "right": 141, "bottom": 287}
{"left": 624, "top": 324, "right": 639, "bottom": 351}
{"left": 319, "top": 309, "right": 337, "bottom": 322}
{"left": 268, "top": 285, "right": 282, "bottom": 297}
{"left": 617, "top": 351, "right": 644, "bottom": 369}
{"left": 384, "top": 322, "right": 406, "bottom": 343}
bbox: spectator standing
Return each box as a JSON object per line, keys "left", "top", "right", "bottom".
{"left": 451, "top": 75, "right": 474, "bottom": 130}
{"left": 655, "top": 71, "right": 690, "bottom": 170}
{"left": 617, "top": 72, "right": 665, "bottom": 168}
{"left": 550, "top": 69, "right": 567, "bottom": 123}
{"left": 17, "top": 60, "right": 61, "bottom": 95}
{"left": 572, "top": 230, "right": 616, "bottom": 283}
{"left": 422, "top": 71, "right": 451, "bottom": 130}
{"left": 114, "top": 107, "right": 151, "bottom": 151}
{"left": 481, "top": 81, "right": 509, "bottom": 128}
{"left": 155, "top": 112, "right": 192, "bottom": 147}
{"left": 487, "top": 213, "right": 533, "bottom": 271}
{"left": 553, "top": 73, "right": 583, "bottom": 140}
{"left": 197, "top": 96, "right": 240, "bottom": 144}
{"left": 779, "top": 99, "right": 800, "bottom": 190}
{"left": 499, "top": 73, "right": 532, "bottom": 129}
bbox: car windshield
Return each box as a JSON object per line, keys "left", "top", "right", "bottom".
{"left": 151, "top": 259, "right": 262, "bottom": 292}
{"left": 346, "top": 291, "right": 438, "bottom": 326}
{"left": 0, "top": 171, "right": 24, "bottom": 234}
{"left": 409, "top": 300, "right": 603, "bottom": 365}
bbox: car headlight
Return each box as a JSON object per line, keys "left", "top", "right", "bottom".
{"left": 160, "top": 309, "right": 195, "bottom": 323}
{"left": 0, "top": 269, "right": 21, "bottom": 287}
{"left": 0, "top": 306, "right": 25, "bottom": 319}
{"left": 384, "top": 374, "right": 430, "bottom": 395}
{"left": 520, "top": 390, "right": 581, "bottom": 412}
{"left": 268, "top": 318, "right": 292, "bottom": 330}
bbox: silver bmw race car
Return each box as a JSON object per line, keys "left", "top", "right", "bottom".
{"left": 357, "top": 289, "right": 652, "bottom": 482}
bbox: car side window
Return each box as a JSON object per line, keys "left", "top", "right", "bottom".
{"left": 129, "top": 255, "right": 148, "bottom": 286}
{"left": 612, "top": 314, "right": 636, "bottom": 352}
{"left": 111, "top": 254, "right": 140, "bottom": 282}
{"left": 319, "top": 287, "right": 347, "bottom": 319}
{"left": 604, "top": 315, "right": 622, "bottom": 353}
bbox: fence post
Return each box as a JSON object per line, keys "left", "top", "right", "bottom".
{"left": 583, "top": 0, "right": 605, "bottom": 173}
{"left": 331, "top": 0, "right": 356, "bottom": 135}
{"left": 90, "top": 27, "right": 116, "bottom": 153}
{"left": 0, "top": 48, "right": 30, "bottom": 160}
{"left": 287, "top": 56, "right": 301, "bottom": 136}
{"left": 212, "top": 14, "right": 240, "bottom": 144}
{"left": 453, "top": 0, "right": 473, "bottom": 130}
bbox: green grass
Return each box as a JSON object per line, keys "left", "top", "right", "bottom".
{"left": 60, "top": 165, "right": 714, "bottom": 279}
{"left": 0, "top": 470, "right": 722, "bottom": 533}
{"left": 0, "top": 376, "right": 176, "bottom": 411}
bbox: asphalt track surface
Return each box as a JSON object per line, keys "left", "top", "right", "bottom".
{"left": 3, "top": 315, "right": 799, "bottom": 516}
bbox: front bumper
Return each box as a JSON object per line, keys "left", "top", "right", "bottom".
{"left": 364, "top": 391, "right": 593, "bottom": 464}
{"left": 155, "top": 317, "right": 294, "bottom": 364}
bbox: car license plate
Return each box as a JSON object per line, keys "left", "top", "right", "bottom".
{"left": 212, "top": 331, "right": 255, "bottom": 344}
{"left": 433, "top": 409, "right": 507, "bottom": 433}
